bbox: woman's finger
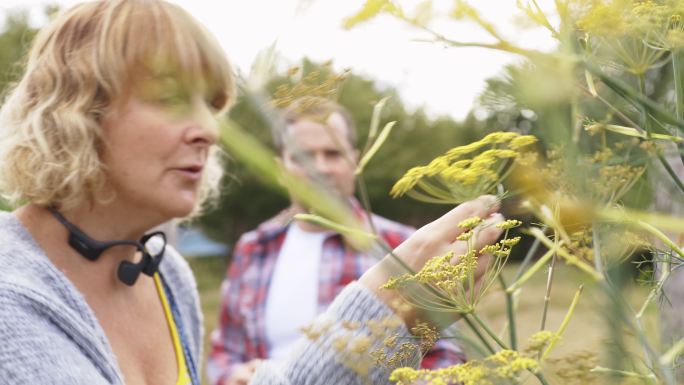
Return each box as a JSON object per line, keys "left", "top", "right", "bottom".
{"left": 425, "top": 195, "right": 501, "bottom": 242}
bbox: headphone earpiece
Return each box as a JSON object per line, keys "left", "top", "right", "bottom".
{"left": 49, "top": 207, "right": 167, "bottom": 286}
{"left": 118, "top": 258, "right": 147, "bottom": 286}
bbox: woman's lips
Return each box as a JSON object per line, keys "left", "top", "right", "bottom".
{"left": 173, "top": 165, "right": 203, "bottom": 181}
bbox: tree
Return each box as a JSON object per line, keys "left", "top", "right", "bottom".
{"left": 0, "top": 9, "right": 39, "bottom": 211}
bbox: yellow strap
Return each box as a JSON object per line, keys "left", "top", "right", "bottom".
{"left": 154, "top": 273, "right": 192, "bottom": 385}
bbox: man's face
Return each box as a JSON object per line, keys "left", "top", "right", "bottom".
{"left": 281, "top": 112, "right": 358, "bottom": 204}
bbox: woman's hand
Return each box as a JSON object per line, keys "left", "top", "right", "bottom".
{"left": 359, "top": 195, "right": 504, "bottom": 327}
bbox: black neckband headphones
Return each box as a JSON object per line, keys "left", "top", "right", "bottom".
{"left": 48, "top": 207, "right": 166, "bottom": 286}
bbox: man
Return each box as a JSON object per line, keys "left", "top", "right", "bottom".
{"left": 207, "top": 98, "right": 466, "bottom": 385}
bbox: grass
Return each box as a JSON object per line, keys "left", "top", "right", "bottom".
{"left": 188, "top": 257, "right": 659, "bottom": 385}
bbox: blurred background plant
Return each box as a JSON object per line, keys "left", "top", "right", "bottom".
{"left": 339, "top": 0, "right": 684, "bottom": 384}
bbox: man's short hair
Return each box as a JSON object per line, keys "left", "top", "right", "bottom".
{"left": 273, "top": 97, "right": 356, "bottom": 153}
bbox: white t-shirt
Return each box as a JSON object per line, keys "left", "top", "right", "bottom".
{"left": 265, "top": 223, "right": 328, "bottom": 362}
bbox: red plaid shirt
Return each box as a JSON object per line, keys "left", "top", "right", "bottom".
{"left": 206, "top": 205, "right": 466, "bottom": 385}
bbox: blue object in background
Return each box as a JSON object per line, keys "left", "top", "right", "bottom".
{"left": 176, "top": 226, "right": 228, "bottom": 258}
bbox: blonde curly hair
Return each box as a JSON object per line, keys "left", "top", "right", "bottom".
{"left": 0, "top": 0, "right": 235, "bottom": 214}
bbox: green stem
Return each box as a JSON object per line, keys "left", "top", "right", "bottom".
{"left": 598, "top": 272, "right": 674, "bottom": 384}
{"left": 637, "top": 74, "right": 652, "bottom": 135}
{"left": 674, "top": 48, "right": 684, "bottom": 177}
{"left": 471, "top": 312, "right": 508, "bottom": 350}
{"left": 635, "top": 220, "right": 684, "bottom": 262}
{"left": 356, "top": 174, "right": 378, "bottom": 237}
{"left": 591, "top": 366, "right": 658, "bottom": 381}
{"left": 661, "top": 335, "right": 684, "bottom": 366}
{"left": 584, "top": 61, "right": 684, "bottom": 133}
{"left": 673, "top": 50, "right": 684, "bottom": 121}
{"left": 540, "top": 229, "right": 559, "bottom": 331}
{"left": 467, "top": 307, "right": 552, "bottom": 385}
{"left": 540, "top": 254, "right": 557, "bottom": 331}
{"left": 656, "top": 153, "right": 684, "bottom": 196}
{"left": 592, "top": 224, "right": 605, "bottom": 277}
{"left": 542, "top": 285, "right": 583, "bottom": 360}
{"left": 513, "top": 230, "right": 545, "bottom": 282}
{"left": 534, "top": 371, "right": 552, "bottom": 385}
{"left": 462, "top": 313, "right": 496, "bottom": 355}
{"left": 508, "top": 248, "right": 556, "bottom": 293}
{"left": 498, "top": 274, "right": 517, "bottom": 350}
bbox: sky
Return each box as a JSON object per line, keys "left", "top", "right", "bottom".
{"left": 0, "top": 0, "right": 558, "bottom": 120}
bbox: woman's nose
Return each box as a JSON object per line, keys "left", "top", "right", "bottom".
{"left": 186, "top": 99, "right": 219, "bottom": 145}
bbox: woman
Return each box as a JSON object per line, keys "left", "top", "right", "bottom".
{"left": 0, "top": 1, "right": 503, "bottom": 384}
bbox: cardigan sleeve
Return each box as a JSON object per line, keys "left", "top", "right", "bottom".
{"left": 250, "top": 282, "right": 421, "bottom": 385}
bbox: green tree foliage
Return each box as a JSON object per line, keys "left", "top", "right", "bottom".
{"left": 0, "top": 10, "right": 40, "bottom": 211}
{"left": 0, "top": 10, "right": 38, "bottom": 96}
{"left": 475, "top": 59, "right": 662, "bottom": 211}
{"left": 198, "top": 59, "right": 485, "bottom": 250}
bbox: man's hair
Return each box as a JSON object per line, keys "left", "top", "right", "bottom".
{"left": 0, "top": 0, "right": 235, "bottom": 212}
{"left": 274, "top": 97, "right": 356, "bottom": 153}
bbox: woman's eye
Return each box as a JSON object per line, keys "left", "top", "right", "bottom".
{"left": 207, "top": 92, "right": 228, "bottom": 112}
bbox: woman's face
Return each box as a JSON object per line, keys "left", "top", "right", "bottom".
{"left": 100, "top": 76, "right": 221, "bottom": 220}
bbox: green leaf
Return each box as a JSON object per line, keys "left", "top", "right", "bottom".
{"left": 585, "top": 69, "right": 597, "bottom": 97}
{"left": 356, "top": 121, "right": 396, "bottom": 175}
{"left": 602, "top": 124, "right": 683, "bottom": 142}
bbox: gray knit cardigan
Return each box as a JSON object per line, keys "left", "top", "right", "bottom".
{"left": 0, "top": 212, "right": 416, "bottom": 385}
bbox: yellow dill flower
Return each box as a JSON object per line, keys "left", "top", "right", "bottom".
{"left": 524, "top": 330, "right": 561, "bottom": 356}
{"left": 456, "top": 231, "right": 473, "bottom": 241}
{"left": 410, "top": 322, "right": 439, "bottom": 351}
{"left": 497, "top": 219, "right": 522, "bottom": 229}
{"left": 547, "top": 351, "right": 599, "bottom": 384}
{"left": 333, "top": 335, "right": 351, "bottom": 352}
{"left": 578, "top": 0, "right": 672, "bottom": 74}
{"left": 510, "top": 135, "right": 538, "bottom": 150}
{"left": 515, "top": 151, "right": 538, "bottom": 167}
{"left": 487, "top": 350, "right": 539, "bottom": 378}
{"left": 483, "top": 131, "right": 520, "bottom": 144}
{"left": 479, "top": 244, "right": 499, "bottom": 254}
{"left": 370, "top": 348, "right": 388, "bottom": 365}
{"left": 445, "top": 139, "right": 488, "bottom": 160}
{"left": 389, "top": 166, "right": 428, "bottom": 197}
{"left": 425, "top": 156, "right": 451, "bottom": 176}
{"left": 501, "top": 236, "right": 522, "bottom": 247}
{"left": 300, "top": 318, "right": 333, "bottom": 340}
{"left": 350, "top": 336, "right": 372, "bottom": 354}
{"left": 458, "top": 216, "right": 483, "bottom": 229}
{"left": 382, "top": 234, "right": 516, "bottom": 313}
{"left": 576, "top": 3, "right": 629, "bottom": 38}
{"left": 391, "top": 132, "right": 538, "bottom": 204}
{"left": 383, "top": 334, "right": 398, "bottom": 348}
{"left": 389, "top": 367, "right": 421, "bottom": 384}
{"left": 380, "top": 273, "right": 412, "bottom": 289}
{"left": 390, "top": 349, "right": 539, "bottom": 385}
{"left": 341, "top": 320, "right": 361, "bottom": 330}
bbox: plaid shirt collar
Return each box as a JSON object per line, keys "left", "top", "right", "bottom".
{"left": 253, "top": 197, "right": 371, "bottom": 250}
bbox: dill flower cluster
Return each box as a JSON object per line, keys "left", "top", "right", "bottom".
{"left": 390, "top": 349, "right": 539, "bottom": 385}
{"left": 390, "top": 132, "right": 538, "bottom": 204}
{"left": 577, "top": 0, "right": 684, "bottom": 74}
{"left": 512, "top": 143, "right": 646, "bottom": 215}
{"left": 300, "top": 312, "right": 434, "bottom": 384}
{"left": 271, "top": 63, "right": 349, "bottom": 109}
{"left": 381, "top": 216, "right": 522, "bottom": 314}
